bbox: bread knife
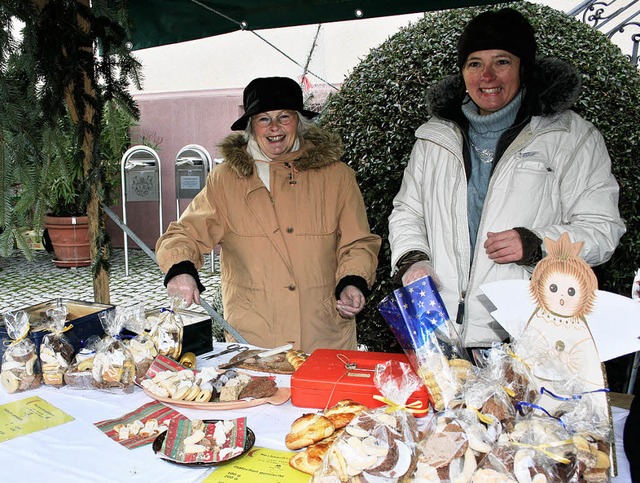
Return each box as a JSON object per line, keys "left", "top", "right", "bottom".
{"left": 217, "top": 343, "right": 293, "bottom": 369}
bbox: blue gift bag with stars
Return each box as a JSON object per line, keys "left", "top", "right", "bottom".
{"left": 378, "top": 276, "right": 463, "bottom": 359}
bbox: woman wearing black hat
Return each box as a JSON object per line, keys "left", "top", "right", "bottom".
{"left": 388, "top": 8, "right": 625, "bottom": 348}
{"left": 156, "top": 77, "right": 381, "bottom": 353}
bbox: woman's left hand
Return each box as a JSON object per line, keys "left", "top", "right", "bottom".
{"left": 336, "top": 285, "right": 365, "bottom": 318}
{"left": 484, "top": 229, "right": 524, "bottom": 264}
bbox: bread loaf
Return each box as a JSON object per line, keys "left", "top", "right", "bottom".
{"left": 285, "top": 413, "right": 335, "bottom": 450}
{"left": 285, "top": 349, "right": 308, "bottom": 370}
{"left": 288, "top": 429, "right": 343, "bottom": 474}
{"left": 323, "top": 399, "right": 368, "bottom": 429}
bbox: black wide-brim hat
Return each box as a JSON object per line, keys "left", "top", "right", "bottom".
{"left": 230, "top": 76, "right": 319, "bottom": 131}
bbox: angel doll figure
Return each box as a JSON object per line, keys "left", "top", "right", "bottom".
{"left": 519, "top": 233, "right": 607, "bottom": 408}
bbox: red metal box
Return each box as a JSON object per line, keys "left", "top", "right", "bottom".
{"left": 291, "top": 348, "right": 431, "bottom": 416}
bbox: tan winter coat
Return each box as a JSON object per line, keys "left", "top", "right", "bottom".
{"left": 156, "top": 127, "right": 381, "bottom": 352}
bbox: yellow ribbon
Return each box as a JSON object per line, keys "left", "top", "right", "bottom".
{"left": 372, "top": 395, "right": 431, "bottom": 414}
{"left": 6, "top": 331, "right": 29, "bottom": 347}
{"left": 511, "top": 440, "right": 573, "bottom": 464}
{"left": 470, "top": 407, "right": 497, "bottom": 425}
{"left": 505, "top": 345, "right": 531, "bottom": 369}
{"left": 502, "top": 386, "right": 516, "bottom": 398}
{"left": 4, "top": 323, "right": 30, "bottom": 347}
{"left": 48, "top": 323, "right": 74, "bottom": 336}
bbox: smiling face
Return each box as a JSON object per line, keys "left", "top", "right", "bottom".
{"left": 541, "top": 272, "right": 584, "bottom": 318}
{"left": 462, "top": 49, "right": 521, "bottom": 115}
{"left": 251, "top": 110, "right": 299, "bottom": 158}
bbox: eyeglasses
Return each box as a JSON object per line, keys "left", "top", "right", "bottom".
{"left": 252, "top": 111, "right": 296, "bottom": 128}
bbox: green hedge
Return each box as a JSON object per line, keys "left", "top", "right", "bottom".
{"left": 319, "top": 2, "right": 640, "bottom": 356}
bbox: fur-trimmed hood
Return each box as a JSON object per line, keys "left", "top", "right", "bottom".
{"left": 427, "top": 57, "right": 582, "bottom": 120}
{"left": 217, "top": 125, "right": 345, "bottom": 178}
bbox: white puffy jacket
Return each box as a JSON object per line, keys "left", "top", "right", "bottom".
{"left": 388, "top": 59, "right": 626, "bottom": 347}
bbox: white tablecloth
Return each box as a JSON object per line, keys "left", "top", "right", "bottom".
{"left": 0, "top": 342, "right": 632, "bottom": 482}
{"left": 0, "top": 343, "right": 310, "bottom": 483}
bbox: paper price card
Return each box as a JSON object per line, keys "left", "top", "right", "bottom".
{"left": 203, "top": 447, "right": 309, "bottom": 483}
{"left": 0, "top": 396, "right": 74, "bottom": 443}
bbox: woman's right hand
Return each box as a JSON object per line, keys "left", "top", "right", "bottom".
{"left": 166, "top": 273, "right": 200, "bottom": 307}
{"left": 401, "top": 260, "right": 442, "bottom": 290}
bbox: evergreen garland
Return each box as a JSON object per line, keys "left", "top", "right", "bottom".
{"left": 0, "top": 0, "right": 141, "bottom": 277}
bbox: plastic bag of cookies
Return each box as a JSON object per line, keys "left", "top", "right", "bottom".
{"left": 378, "top": 276, "right": 472, "bottom": 411}
{"left": 122, "top": 304, "right": 158, "bottom": 382}
{"left": 462, "top": 354, "right": 521, "bottom": 433}
{"left": 475, "top": 344, "right": 540, "bottom": 415}
{"left": 93, "top": 309, "right": 136, "bottom": 393}
{"left": 64, "top": 335, "right": 104, "bottom": 389}
{"left": 40, "top": 306, "right": 75, "bottom": 387}
{"left": 149, "top": 297, "right": 183, "bottom": 360}
{"left": 312, "top": 360, "right": 422, "bottom": 482}
{"left": 550, "top": 394, "right": 613, "bottom": 482}
{"left": 412, "top": 406, "right": 503, "bottom": 481}
{"left": 480, "top": 413, "right": 580, "bottom": 482}
{"left": 1, "top": 310, "right": 42, "bottom": 394}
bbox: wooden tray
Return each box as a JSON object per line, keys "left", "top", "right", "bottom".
{"left": 143, "top": 386, "right": 291, "bottom": 410}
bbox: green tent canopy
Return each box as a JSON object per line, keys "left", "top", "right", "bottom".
{"left": 126, "top": 0, "right": 515, "bottom": 50}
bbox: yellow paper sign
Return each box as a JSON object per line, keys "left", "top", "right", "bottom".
{"left": 0, "top": 396, "right": 74, "bottom": 443}
{"left": 203, "top": 447, "right": 310, "bottom": 483}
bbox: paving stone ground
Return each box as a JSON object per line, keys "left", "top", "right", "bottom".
{"left": 0, "top": 247, "right": 222, "bottom": 317}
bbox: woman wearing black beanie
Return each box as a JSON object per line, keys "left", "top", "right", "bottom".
{"left": 389, "top": 8, "right": 625, "bottom": 349}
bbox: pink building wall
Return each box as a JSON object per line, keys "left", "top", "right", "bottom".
{"left": 107, "top": 88, "right": 243, "bottom": 250}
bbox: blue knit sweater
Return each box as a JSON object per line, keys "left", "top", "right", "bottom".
{"left": 462, "top": 90, "right": 523, "bottom": 254}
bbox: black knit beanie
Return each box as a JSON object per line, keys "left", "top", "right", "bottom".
{"left": 457, "top": 8, "right": 536, "bottom": 81}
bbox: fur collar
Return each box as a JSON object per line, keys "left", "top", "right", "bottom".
{"left": 427, "top": 57, "right": 582, "bottom": 119}
{"left": 217, "top": 126, "right": 345, "bottom": 178}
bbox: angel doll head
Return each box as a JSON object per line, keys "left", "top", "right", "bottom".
{"left": 529, "top": 233, "right": 598, "bottom": 318}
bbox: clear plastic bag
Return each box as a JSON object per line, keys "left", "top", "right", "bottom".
{"left": 149, "top": 297, "right": 183, "bottom": 360}
{"left": 474, "top": 345, "right": 539, "bottom": 423}
{"left": 461, "top": 376, "right": 515, "bottom": 438}
{"left": 378, "top": 277, "right": 472, "bottom": 411}
{"left": 93, "top": 309, "right": 136, "bottom": 393}
{"left": 64, "top": 335, "right": 104, "bottom": 389}
{"left": 551, "top": 393, "right": 613, "bottom": 481}
{"left": 413, "top": 408, "right": 497, "bottom": 482}
{"left": 123, "top": 304, "right": 158, "bottom": 382}
{"left": 1, "top": 310, "right": 42, "bottom": 393}
{"left": 312, "top": 360, "right": 421, "bottom": 482}
{"left": 482, "top": 413, "right": 579, "bottom": 482}
{"left": 40, "top": 306, "right": 75, "bottom": 387}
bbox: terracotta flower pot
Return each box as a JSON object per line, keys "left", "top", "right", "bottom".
{"left": 44, "top": 215, "right": 91, "bottom": 268}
